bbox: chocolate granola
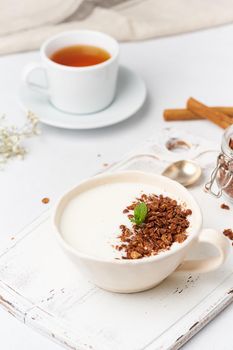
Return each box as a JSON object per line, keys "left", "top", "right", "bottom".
{"left": 223, "top": 228, "right": 233, "bottom": 241}
{"left": 115, "top": 193, "right": 192, "bottom": 259}
{"left": 221, "top": 203, "right": 230, "bottom": 210}
{"left": 229, "top": 138, "right": 233, "bottom": 150}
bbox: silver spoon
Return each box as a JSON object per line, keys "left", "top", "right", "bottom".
{"left": 162, "top": 160, "right": 202, "bottom": 187}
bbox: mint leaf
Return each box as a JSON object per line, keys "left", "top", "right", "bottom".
{"left": 130, "top": 202, "right": 148, "bottom": 225}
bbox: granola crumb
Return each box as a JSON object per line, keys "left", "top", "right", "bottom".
{"left": 221, "top": 203, "right": 230, "bottom": 210}
{"left": 229, "top": 138, "right": 233, "bottom": 150}
{"left": 130, "top": 251, "right": 142, "bottom": 259}
{"left": 223, "top": 228, "right": 233, "bottom": 241}
{"left": 42, "top": 197, "right": 50, "bottom": 204}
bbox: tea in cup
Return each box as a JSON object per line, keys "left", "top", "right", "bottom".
{"left": 22, "top": 30, "right": 119, "bottom": 114}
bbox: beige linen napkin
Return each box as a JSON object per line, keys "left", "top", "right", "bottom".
{"left": 1, "top": 0, "right": 233, "bottom": 55}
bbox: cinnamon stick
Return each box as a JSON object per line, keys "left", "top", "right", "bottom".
{"left": 164, "top": 107, "right": 233, "bottom": 121}
{"left": 187, "top": 98, "right": 232, "bottom": 129}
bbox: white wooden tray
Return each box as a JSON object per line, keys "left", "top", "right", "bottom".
{"left": 1, "top": 128, "right": 233, "bottom": 350}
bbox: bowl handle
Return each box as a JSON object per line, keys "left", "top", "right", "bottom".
{"left": 177, "top": 228, "right": 230, "bottom": 273}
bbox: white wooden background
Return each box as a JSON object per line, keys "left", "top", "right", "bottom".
{"left": 2, "top": 22, "right": 233, "bottom": 349}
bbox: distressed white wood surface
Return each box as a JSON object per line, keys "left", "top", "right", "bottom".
{"left": 0, "top": 129, "right": 233, "bottom": 350}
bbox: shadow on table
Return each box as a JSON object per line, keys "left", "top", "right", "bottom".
{"left": 40, "top": 91, "right": 152, "bottom": 139}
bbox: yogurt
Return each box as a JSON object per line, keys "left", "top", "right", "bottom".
{"left": 60, "top": 181, "right": 191, "bottom": 259}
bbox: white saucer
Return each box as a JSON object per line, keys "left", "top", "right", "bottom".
{"left": 19, "top": 66, "right": 146, "bottom": 130}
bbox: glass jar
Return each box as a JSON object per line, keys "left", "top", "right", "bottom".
{"left": 205, "top": 125, "right": 233, "bottom": 201}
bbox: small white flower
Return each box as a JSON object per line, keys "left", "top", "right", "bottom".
{"left": 0, "top": 111, "right": 39, "bottom": 167}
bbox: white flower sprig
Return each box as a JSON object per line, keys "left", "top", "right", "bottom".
{"left": 0, "top": 111, "right": 39, "bottom": 166}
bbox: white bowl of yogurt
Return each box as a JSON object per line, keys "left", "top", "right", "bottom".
{"left": 53, "top": 171, "right": 229, "bottom": 293}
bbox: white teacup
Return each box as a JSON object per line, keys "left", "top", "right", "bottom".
{"left": 22, "top": 30, "right": 119, "bottom": 114}
{"left": 53, "top": 171, "right": 230, "bottom": 293}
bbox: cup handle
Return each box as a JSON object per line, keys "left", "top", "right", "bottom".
{"left": 22, "top": 62, "right": 49, "bottom": 96}
{"left": 177, "top": 228, "right": 230, "bottom": 273}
